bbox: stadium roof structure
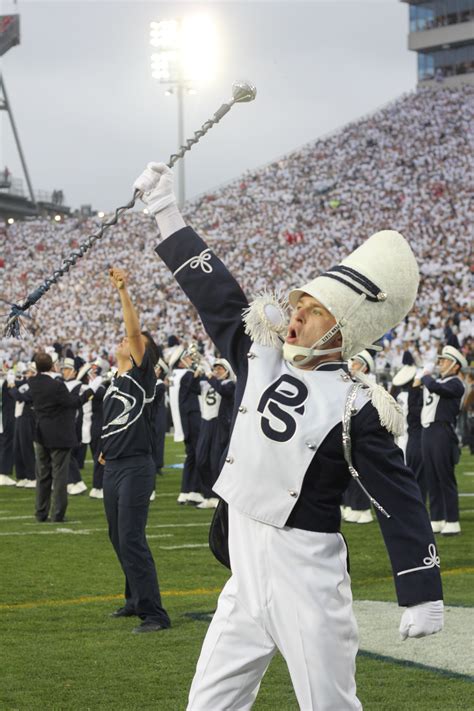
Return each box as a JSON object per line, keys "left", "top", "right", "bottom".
{"left": 401, "top": 0, "right": 474, "bottom": 87}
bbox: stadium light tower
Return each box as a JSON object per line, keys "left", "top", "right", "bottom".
{"left": 150, "top": 15, "right": 217, "bottom": 207}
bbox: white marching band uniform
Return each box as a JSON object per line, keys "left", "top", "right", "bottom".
{"left": 135, "top": 162, "right": 444, "bottom": 711}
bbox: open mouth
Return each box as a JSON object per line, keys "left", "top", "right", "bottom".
{"left": 285, "top": 327, "right": 298, "bottom": 344}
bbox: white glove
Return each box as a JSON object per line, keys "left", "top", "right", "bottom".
{"left": 423, "top": 361, "right": 436, "bottom": 375}
{"left": 6, "top": 370, "right": 15, "bottom": 386}
{"left": 399, "top": 600, "right": 444, "bottom": 640}
{"left": 414, "top": 368, "right": 424, "bottom": 380}
{"left": 133, "top": 162, "right": 176, "bottom": 215}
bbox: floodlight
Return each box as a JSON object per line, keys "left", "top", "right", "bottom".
{"left": 7, "top": 217, "right": 14, "bottom": 224}
{"left": 181, "top": 15, "right": 217, "bottom": 84}
{"left": 54, "top": 215, "right": 61, "bottom": 222}
{"left": 98, "top": 211, "right": 105, "bottom": 218}
{"left": 149, "top": 14, "right": 218, "bottom": 206}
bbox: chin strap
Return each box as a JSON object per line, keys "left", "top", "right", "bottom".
{"left": 440, "top": 359, "right": 456, "bottom": 379}
{"left": 282, "top": 340, "right": 342, "bottom": 366}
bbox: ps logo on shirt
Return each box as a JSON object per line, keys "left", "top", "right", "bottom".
{"left": 257, "top": 375, "right": 308, "bottom": 442}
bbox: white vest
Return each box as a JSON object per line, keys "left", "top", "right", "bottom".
{"left": 168, "top": 369, "right": 187, "bottom": 442}
{"left": 199, "top": 381, "right": 221, "bottom": 421}
{"left": 214, "top": 343, "right": 370, "bottom": 528}
{"left": 420, "top": 375, "right": 456, "bottom": 427}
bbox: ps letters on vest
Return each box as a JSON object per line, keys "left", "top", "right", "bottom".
{"left": 257, "top": 375, "right": 308, "bottom": 442}
{"left": 213, "top": 343, "right": 370, "bottom": 528}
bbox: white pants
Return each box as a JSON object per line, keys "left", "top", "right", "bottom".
{"left": 188, "top": 508, "right": 362, "bottom": 711}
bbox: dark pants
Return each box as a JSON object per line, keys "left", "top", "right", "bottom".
{"left": 0, "top": 420, "right": 15, "bottom": 475}
{"left": 406, "top": 429, "right": 427, "bottom": 506}
{"left": 91, "top": 433, "right": 104, "bottom": 490}
{"left": 181, "top": 412, "right": 202, "bottom": 494}
{"left": 14, "top": 416, "right": 36, "bottom": 480}
{"left": 196, "top": 419, "right": 220, "bottom": 498}
{"left": 103, "top": 455, "right": 170, "bottom": 626}
{"left": 422, "top": 422, "right": 459, "bottom": 523}
{"left": 34, "top": 444, "right": 71, "bottom": 521}
{"left": 68, "top": 452, "right": 83, "bottom": 484}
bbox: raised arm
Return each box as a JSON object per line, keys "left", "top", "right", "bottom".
{"left": 134, "top": 163, "right": 251, "bottom": 372}
{"left": 420, "top": 375, "right": 464, "bottom": 399}
{"left": 109, "top": 267, "right": 145, "bottom": 367}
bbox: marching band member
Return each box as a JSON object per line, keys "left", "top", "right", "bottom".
{"left": 392, "top": 364, "right": 426, "bottom": 505}
{"left": 168, "top": 346, "right": 203, "bottom": 506}
{"left": 135, "top": 162, "right": 443, "bottom": 710}
{"left": 416, "top": 345, "right": 466, "bottom": 535}
{"left": 10, "top": 362, "right": 37, "bottom": 488}
{"left": 196, "top": 359, "right": 236, "bottom": 509}
{"left": 102, "top": 267, "right": 170, "bottom": 633}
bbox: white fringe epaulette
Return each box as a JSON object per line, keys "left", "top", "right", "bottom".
{"left": 353, "top": 370, "right": 405, "bottom": 437}
{"left": 242, "top": 290, "right": 289, "bottom": 349}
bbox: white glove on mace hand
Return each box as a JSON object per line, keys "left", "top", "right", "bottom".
{"left": 399, "top": 600, "right": 444, "bottom": 641}
{"left": 133, "top": 162, "right": 176, "bottom": 215}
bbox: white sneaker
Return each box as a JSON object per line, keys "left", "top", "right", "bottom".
{"left": 187, "top": 492, "right": 205, "bottom": 504}
{"left": 344, "top": 509, "right": 362, "bottom": 523}
{"left": 89, "top": 488, "right": 104, "bottom": 499}
{"left": 149, "top": 491, "right": 156, "bottom": 502}
{"left": 431, "top": 520, "right": 446, "bottom": 534}
{"left": 16, "top": 479, "right": 28, "bottom": 487}
{"left": 177, "top": 492, "right": 189, "bottom": 504}
{"left": 24, "top": 479, "right": 37, "bottom": 489}
{"left": 68, "top": 481, "right": 88, "bottom": 496}
{"left": 342, "top": 506, "right": 352, "bottom": 521}
{"left": 357, "top": 510, "right": 373, "bottom": 524}
{"left": 441, "top": 521, "right": 461, "bottom": 536}
{"left": 0, "top": 474, "right": 17, "bottom": 486}
{"left": 196, "top": 497, "right": 219, "bottom": 509}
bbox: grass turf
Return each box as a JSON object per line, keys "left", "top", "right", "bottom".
{"left": 0, "top": 440, "right": 472, "bottom": 710}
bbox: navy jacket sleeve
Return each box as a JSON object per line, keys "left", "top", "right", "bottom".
{"left": 352, "top": 404, "right": 443, "bottom": 607}
{"left": 155, "top": 227, "right": 251, "bottom": 376}
{"left": 421, "top": 375, "right": 464, "bottom": 399}
{"left": 10, "top": 384, "right": 33, "bottom": 403}
{"left": 206, "top": 377, "right": 235, "bottom": 399}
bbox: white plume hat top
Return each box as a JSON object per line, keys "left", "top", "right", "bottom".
{"left": 392, "top": 364, "right": 417, "bottom": 387}
{"left": 438, "top": 345, "right": 467, "bottom": 369}
{"left": 288, "top": 230, "right": 419, "bottom": 360}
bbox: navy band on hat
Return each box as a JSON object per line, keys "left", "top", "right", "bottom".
{"left": 322, "top": 265, "right": 387, "bottom": 303}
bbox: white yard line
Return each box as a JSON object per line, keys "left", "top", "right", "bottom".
{"left": 355, "top": 600, "right": 473, "bottom": 677}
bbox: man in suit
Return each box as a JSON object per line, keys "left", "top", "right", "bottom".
{"left": 28, "top": 352, "right": 91, "bottom": 522}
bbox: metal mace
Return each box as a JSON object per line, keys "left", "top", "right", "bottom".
{"left": 4, "top": 80, "right": 257, "bottom": 338}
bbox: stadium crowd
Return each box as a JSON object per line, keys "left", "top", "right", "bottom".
{"left": 0, "top": 86, "right": 472, "bottom": 549}
{"left": 0, "top": 85, "right": 472, "bottom": 371}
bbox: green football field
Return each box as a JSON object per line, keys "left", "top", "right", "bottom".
{"left": 0, "top": 441, "right": 472, "bottom": 710}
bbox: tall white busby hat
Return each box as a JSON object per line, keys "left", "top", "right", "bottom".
{"left": 438, "top": 345, "right": 467, "bottom": 370}
{"left": 288, "top": 230, "right": 419, "bottom": 360}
